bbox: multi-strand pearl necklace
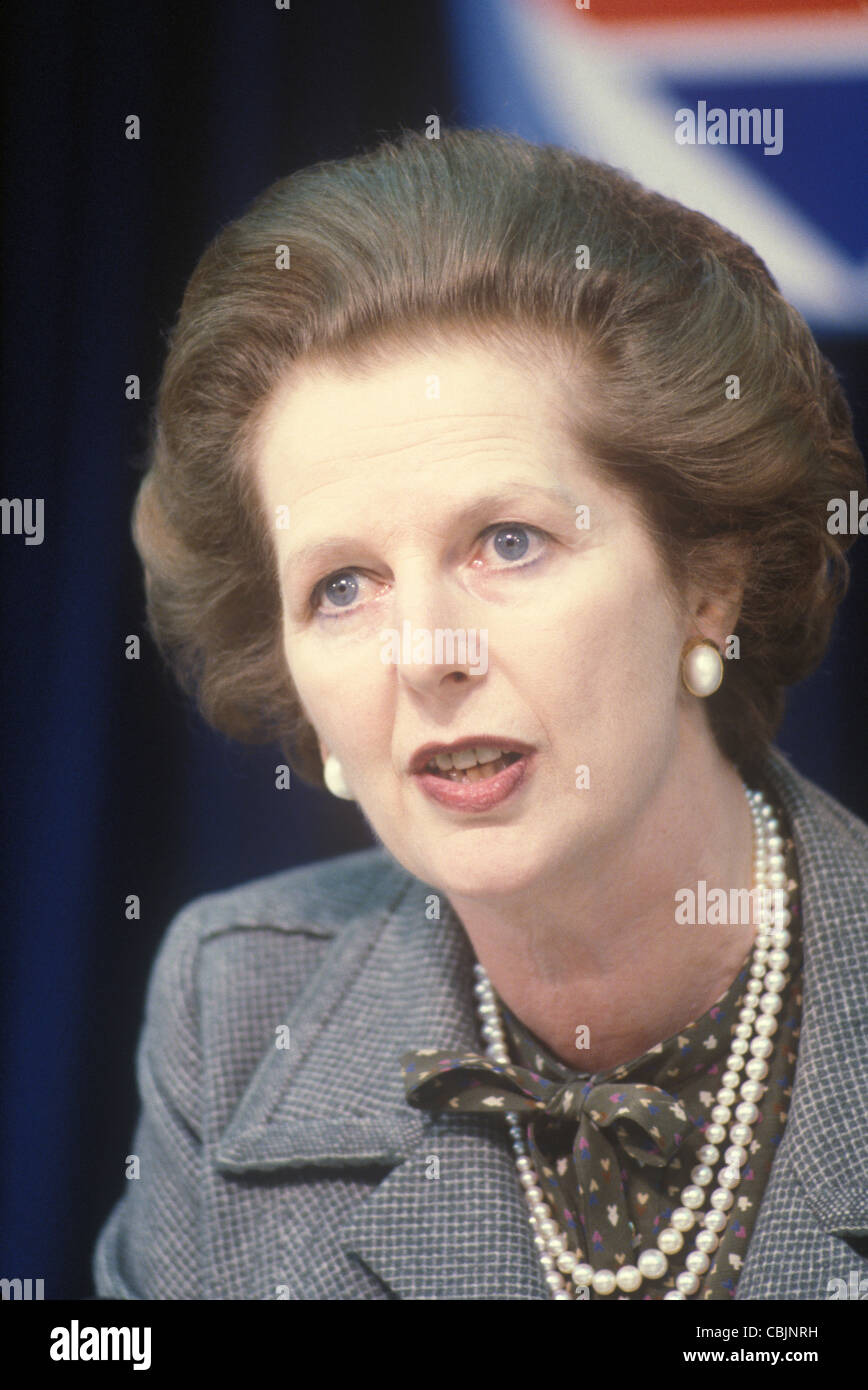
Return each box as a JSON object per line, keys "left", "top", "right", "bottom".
{"left": 473, "top": 784, "right": 792, "bottom": 1300}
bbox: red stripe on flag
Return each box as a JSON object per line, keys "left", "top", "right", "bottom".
{"left": 538, "top": 0, "right": 865, "bottom": 22}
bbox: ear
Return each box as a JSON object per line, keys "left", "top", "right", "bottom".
{"left": 685, "top": 540, "right": 750, "bottom": 647}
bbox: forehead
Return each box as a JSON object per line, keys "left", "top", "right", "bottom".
{"left": 252, "top": 336, "right": 582, "bottom": 502}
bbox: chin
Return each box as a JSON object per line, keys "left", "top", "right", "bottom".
{"left": 424, "top": 841, "right": 547, "bottom": 903}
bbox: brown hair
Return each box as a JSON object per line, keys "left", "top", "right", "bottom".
{"left": 133, "top": 125, "right": 865, "bottom": 787}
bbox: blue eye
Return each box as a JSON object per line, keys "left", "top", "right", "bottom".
{"left": 315, "top": 571, "right": 361, "bottom": 614}
{"left": 480, "top": 523, "right": 548, "bottom": 571}
{"left": 490, "top": 524, "right": 531, "bottom": 561}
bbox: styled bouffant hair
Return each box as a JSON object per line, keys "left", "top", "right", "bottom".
{"left": 134, "top": 125, "right": 865, "bottom": 788}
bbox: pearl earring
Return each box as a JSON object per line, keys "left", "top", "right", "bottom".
{"left": 680, "top": 638, "right": 724, "bottom": 697}
{"left": 323, "top": 753, "right": 354, "bottom": 800}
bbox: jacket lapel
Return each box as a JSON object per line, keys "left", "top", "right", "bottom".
{"left": 215, "top": 862, "right": 547, "bottom": 1297}
{"left": 331, "top": 1117, "right": 549, "bottom": 1299}
{"left": 216, "top": 745, "right": 868, "bottom": 1299}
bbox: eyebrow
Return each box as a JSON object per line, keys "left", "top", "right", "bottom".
{"left": 282, "top": 482, "right": 579, "bottom": 582}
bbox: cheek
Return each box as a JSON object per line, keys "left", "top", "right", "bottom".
{"left": 534, "top": 560, "right": 678, "bottom": 705}
{"left": 283, "top": 629, "right": 388, "bottom": 752}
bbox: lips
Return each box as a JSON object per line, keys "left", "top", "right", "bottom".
{"left": 408, "top": 735, "right": 536, "bottom": 813}
{"left": 413, "top": 748, "right": 534, "bottom": 811}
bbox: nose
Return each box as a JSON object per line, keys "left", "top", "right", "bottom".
{"left": 385, "top": 565, "right": 484, "bottom": 696}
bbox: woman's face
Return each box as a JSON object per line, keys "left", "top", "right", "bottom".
{"left": 254, "top": 336, "right": 701, "bottom": 900}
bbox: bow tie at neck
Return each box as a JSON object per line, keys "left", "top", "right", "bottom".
{"left": 402, "top": 1050, "right": 691, "bottom": 1166}
{"left": 401, "top": 1046, "right": 697, "bottom": 1258}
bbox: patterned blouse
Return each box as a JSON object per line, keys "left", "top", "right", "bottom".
{"left": 402, "top": 804, "right": 802, "bottom": 1299}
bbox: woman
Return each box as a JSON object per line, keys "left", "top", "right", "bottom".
{"left": 93, "top": 127, "right": 868, "bottom": 1300}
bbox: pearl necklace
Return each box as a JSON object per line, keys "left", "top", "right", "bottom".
{"left": 472, "top": 784, "right": 791, "bottom": 1300}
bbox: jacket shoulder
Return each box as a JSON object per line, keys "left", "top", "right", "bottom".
{"left": 140, "top": 842, "right": 414, "bottom": 1068}
{"left": 95, "top": 847, "right": 412, "bottom": 1299}
{"left": 167, "top": 841, "right": 411, "bottom": 946}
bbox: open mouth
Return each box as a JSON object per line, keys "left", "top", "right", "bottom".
{"left": 424, "top": 750, "right": 524, "bottom": 783}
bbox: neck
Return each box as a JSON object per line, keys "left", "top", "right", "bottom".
{"left": 448, "top": 722, "right": 758, "bottom": 1073}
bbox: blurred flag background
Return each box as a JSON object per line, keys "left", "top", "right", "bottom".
{"left": 446, "top": 0, "right": 867, "bottom": 331}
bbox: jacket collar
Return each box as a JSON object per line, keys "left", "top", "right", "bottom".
{"left": 216, "top": 745, "right": 868, "bottom": 1296}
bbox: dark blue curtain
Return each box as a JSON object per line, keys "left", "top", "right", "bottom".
{"left": 0, "top": 0, "right": 864, "bottom": 1300}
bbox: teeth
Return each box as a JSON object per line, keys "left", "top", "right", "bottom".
{"left": 451, "top": 747, "right": 482, "bottom": 769}
{"left": 472, "top": 746, "right": 503, "bottom": 765}
{"left": 427, "top": 744, "right": 515, "bottom": 772}
{"left": 464, "top": 762, "right": 497, "bottom": 782}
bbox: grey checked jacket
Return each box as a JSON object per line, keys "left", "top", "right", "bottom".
{"left": 93, "top": 745, "right": 868, "bottom": 1299}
